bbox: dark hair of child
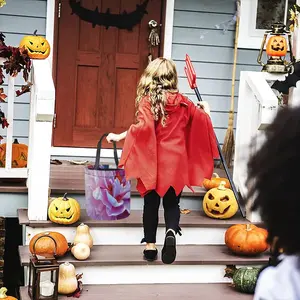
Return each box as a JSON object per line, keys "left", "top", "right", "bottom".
{"left": 247, "top": 106, "right": 300, "bottom": 256}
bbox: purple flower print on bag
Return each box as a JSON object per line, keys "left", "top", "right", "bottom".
{"left": 85, "top": 167, "right": 130, "bottom": 220}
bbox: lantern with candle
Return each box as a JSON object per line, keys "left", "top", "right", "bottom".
{"left": 257, "top": 22, "right": 295, "bottom": 73}
{"left": 28, "top": 233, "right": 59, "bottom": 300}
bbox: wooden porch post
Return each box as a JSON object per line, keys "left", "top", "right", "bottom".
{"left": 27, "top": 60, "right": 55, "bottom": 221}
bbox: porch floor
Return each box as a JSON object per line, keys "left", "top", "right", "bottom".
{"left": 0, "top": 161, "right": 232, "bottom": 196}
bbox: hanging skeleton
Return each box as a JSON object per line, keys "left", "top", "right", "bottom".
{"left": 148, "top": 20, "right": 160, "bottom": 63}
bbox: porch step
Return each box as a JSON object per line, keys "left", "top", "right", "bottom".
{"left": 19, "top": 244, "right": 267, "bottom": 284}
{"left": 19, "top": 209, "right": 259, "bottom": 245}
{"left": 19, "top": 245, "right": 269, "bottom": 267}
{"left": 20, "top": 283, "right": 253, "bottom": 300}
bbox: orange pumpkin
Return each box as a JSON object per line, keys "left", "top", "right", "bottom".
{"left": 29, "top": 231, "right": 69, "bottom": 258}
{"left": 225, "top": 224, "right": 268, "bottom": 255}
{"left": 0, "top": 139, "right": 28, "bottom": 168}
{"left": 266, "top": 35, "right": 288, "bottom": 57}
{"left": 203, "top": 173, "right": 230, "bottom": 190}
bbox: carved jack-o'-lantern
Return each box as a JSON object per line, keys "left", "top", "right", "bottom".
{"left": 203, "top": 181, "right": 238, "bottom": 219}
{"left": 48, "top": 193, "right": 81, "bottom": 225}
{"left": 19, "top": 30, "right": 50, "bottom": 59}
{"left": 266, "top": 35, "right": 288, "bottom": 57}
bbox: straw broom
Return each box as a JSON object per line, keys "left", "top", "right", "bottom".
{"left": 221, "top": 0, "right": 240, "bottom": 169}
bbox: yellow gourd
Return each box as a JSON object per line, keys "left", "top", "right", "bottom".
{"left": 58, "top": 262, "right": 78, "bottom": 295}
{"left": 71, "top": 243, "right": 90, "bottom": 260}
{"left": 73, "top": 223, "right": 93, "bottom": 248}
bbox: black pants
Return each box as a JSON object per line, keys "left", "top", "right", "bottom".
{"left": 142, "top": 187, "right": 182, "bottom": 243}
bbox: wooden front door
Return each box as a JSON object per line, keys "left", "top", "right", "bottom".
{"left": 53, "top": 0, "right": 164, "bottom": 147}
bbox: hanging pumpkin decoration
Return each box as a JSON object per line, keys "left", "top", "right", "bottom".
{"left": 225, "top": 265, "right": 261, "bottom": 294}
{"left": 19, "top": 30, "right": 51, "bottom": 59}
{"left": 266, "top": 35, "right": 288, "bottom": 57}
{"left": 48, "top": 193, "right": 81, "bottom": 225}
{"left": 202, "top": 173, "right": 230, "bottom": 190}
{"left": 203, "top": 181, "right": 238, "bottom": 219}
{"left": 225, "top": 224, "right": 268, "bottom": 255}
{"left": 29, "top": 231, "right": 69, "bottom": 258}
{"left": 0, "top": 287, "right": 17, "bottom": 300}
{"left": 0, "top": 138, "right": 28, "bottom": 168}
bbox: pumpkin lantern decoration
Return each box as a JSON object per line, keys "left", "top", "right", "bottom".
{"left": 257, "top": 22, "right": 294, "bottom": 73}
{"left": 225, "top": 224, "right": 269, "bottom": 256}
{"left": 203, "top": 173, "right": 230, "bottom": 190}
{"left": 19, "top": 30, "right": 51, "bottom": 59}
{"left": 48, "top": 193, "right": 81, "bottom": 225}
{"left": 203, "top": 181, "right": 238, "bottom": 219}
{"left": 0, "top": 138, "right": 28, "bottom": 168}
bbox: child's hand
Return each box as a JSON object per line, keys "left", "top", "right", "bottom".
{"left": 197, "top": 101, "right": 211, "bottom": 117}
{"left": 106, "top": 133, "right": 120, "bottom": 143}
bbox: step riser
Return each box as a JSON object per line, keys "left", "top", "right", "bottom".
{"left": 25, "top": 226, "right": 227, "bottom": 246}
{"left": 51, "top": 194, "right": 203, "bottom": 211}
{"left": 23, "top": 264, "right": 262, "bottom": 285}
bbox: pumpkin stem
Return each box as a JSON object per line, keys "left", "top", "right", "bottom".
{"left": 217, "top": 181, "right": 227, "bottom": 191}
{"left": 246, "top": 224, "right": 252, "bottom": 231}
{"left": 63, "top": 193, "right": 68, "bottom": 200}
{"left": 0, "top": 287, "right": 8, "bottom": 299}
{"left": 33, "top": 29, "right": 38, "bottom": 35}
{"left": 13, "top": 138, "right": 19, "bottom": 144}
{"left": 224, "top": 265, "right": 237, "bottom": 279}
{"left": 212, "top": 173, "right": 219, "bottom": 178}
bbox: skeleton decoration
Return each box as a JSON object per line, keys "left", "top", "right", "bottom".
{"left": 148, "top": 20, "right": 160, "bottom": 63}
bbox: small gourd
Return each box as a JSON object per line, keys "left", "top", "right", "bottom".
{"left": 73, "top": 223, "right": 93, "bottom": 248}
{"left": 58, "top": 262, "right": 78, "bottom": 295}
{"left": 225, "top": 265, "right": 261, "bottom": 294}
{"left": 0, "top": 287, "right": 17, "bottom": 300}
{"left": 71, "top": 242, "right": 90, "bottom": 260}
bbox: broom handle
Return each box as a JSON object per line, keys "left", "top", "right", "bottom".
{"left": 194, "top": 86, "right": 246, "bottom": 218}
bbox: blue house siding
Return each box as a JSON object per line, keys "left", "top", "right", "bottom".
{"left": 0, "top": 0, "right": 47, "bottom": 144}
{"left": 172, "top": 0, "right": 261, "bottom": 145}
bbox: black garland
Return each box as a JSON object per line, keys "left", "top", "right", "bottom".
{"left": 69, "top": 0, "right": 149, "bottom": 31}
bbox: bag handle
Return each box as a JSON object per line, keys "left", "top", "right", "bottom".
{"left": 94, "top": 133, "right": 119, "bottom": 169}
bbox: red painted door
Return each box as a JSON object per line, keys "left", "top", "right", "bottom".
{"left": 53, "top": 0, "right": 164, "bottom": 147}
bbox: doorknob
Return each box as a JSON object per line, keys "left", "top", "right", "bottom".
{"left": 148, "top": 20, "right": 161, "bottom": 62}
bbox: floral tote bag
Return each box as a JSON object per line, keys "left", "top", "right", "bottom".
{"left": 84, "top": 134, "right": 130, "bottom": 220}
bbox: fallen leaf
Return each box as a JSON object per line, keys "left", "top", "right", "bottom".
{"left": 180, "top": 209, "right": 191, "bottom": 215}
{"left": 0, "top": 88, "right": 7, "bottom": 102}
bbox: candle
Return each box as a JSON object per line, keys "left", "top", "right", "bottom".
{"left": 40, "top": 280, "right": 55, "bottom": 297}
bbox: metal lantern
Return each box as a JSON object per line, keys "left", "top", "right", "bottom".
{"left": 28, "top": 235, "right": 59, "bottom": 300}
{"left": 257, "top": 22, "right": 295, "bottom": 73}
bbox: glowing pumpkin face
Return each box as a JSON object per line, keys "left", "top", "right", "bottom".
{"left": 203, "top": 181, "right": 238, "bottom": 219}
{"left": 266, "top": 35, "right": 288, "bottom": 57}
{"left": 19, "top": 30, "right": 50, "bottom": 59}
{"left": 48, "top": 193, "right": 81, "bottom": 225}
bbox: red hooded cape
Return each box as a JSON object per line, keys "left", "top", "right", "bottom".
{"left": 118, "top": 92, "right": 219, "bottom": 197}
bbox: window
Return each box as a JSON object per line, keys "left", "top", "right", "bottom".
{"left": 238, "top": 0, "right": 296, "bottom": 49}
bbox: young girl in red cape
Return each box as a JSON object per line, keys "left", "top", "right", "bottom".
{"left": 107, "top": 58, "right": 219, "bottom": 264}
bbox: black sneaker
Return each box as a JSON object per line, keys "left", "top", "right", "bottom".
{"left": 162, "top": 230, "right": 176, "bottom": 264}
{"left": 143, "top": 248, "right": 158, "bottom": 262}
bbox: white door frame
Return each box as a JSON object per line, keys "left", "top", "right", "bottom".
{"left": 46, "top": 0, "right": 175, "bottom": 158}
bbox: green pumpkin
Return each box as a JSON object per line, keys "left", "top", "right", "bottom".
{"left": 225, "top": 265, "right": 261, "bottom": 294}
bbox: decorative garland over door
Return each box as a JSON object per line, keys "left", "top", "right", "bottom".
{"left": 69, "top": 0, "right": 149, "bottom": 30}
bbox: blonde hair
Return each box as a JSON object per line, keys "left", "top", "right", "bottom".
{"left": 135, "top": 57, "right": 178, "bottom": 126}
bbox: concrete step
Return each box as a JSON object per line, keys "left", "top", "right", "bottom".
{"left": 19, "top": 244, "right": 268, "bottom": 285}
{"left": 19, "top": 209, "right": 259, "bottom": 245}
{"left": 20, "top": 283, "right": 253, "bottom": 300}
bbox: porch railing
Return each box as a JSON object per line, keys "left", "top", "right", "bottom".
{"left": 233, "top": 71, "right": 285, "bottom": 222}
{"left": 0, "top": 58, "right": 55, "bottom": 221}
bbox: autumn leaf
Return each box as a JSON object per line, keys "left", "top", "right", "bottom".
{"left": 16, "top": 82, "right": 32, "bottom": 97}
{"left": 0, "top": 88, "right": 7, "bottom": 102}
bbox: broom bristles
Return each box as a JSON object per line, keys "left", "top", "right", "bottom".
{"left": 221, "top": 127, "right": 235, "bottom": 169}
